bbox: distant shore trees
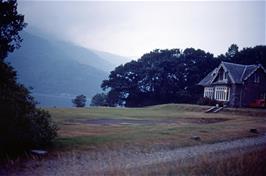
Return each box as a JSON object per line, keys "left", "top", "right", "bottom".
{"left": 90, "top": 93, "right": 108, "bottom": 106}
{"left": 72, "top": 94, "right": 87, "bottom": 107}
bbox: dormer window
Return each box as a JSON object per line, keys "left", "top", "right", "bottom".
{"left": 218, "top": 71, "right": 223, "bottom": 80}
{"left": 223, "top": 72, "right": 228, "bottom": 80}
{"left": 218, "top": 69, "right": 227, "bottom": 81}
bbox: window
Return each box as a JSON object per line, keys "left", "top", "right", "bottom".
{"left": 218, "top": 71, "right": 223, "bottom": 80}
{"left": 224, "top": 72, "right": 228, "bottom": 80}
{"left": 218, "top": 70, "right": 227, "bottom": 81}
{"left": 204, "top": 87, "right": 214, "bottom": 99}
{"left": 214, "top": 86, "right": 230, "bottom": 101}
{"left": 254, "top": 74, "right": 260, "bottom": 83}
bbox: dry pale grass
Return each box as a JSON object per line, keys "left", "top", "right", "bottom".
{"left": 104, "top": 145, "right": 266, "bottom": 176}
{"left": 1, "top": 104, "right": 266, "bottom": 175}
{"left": 3, "top": 143, "right": 265, "bottom": 176}
{"left": 47, "top": 104, "right": 266, "bottom": 152}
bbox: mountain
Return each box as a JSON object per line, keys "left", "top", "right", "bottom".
{"left": 92, "top": 50, "right": 132, "bottom": 67}
{"left": 7, "top": 32, "right": 124, "bottom": 107}
{"left": 51, "top": 40, "right": 116, "bottom": 72}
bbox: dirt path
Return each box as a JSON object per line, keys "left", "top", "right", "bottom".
{"left": 2, "top": 134, "right": 266, "bottom": 176}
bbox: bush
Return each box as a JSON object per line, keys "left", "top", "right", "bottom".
{"left": 0, "top": 62, "right": 58, "bottom": 156}
{"left": 197, "top": 97, "right": 223, "bottom": 106}
{"left": 90, "top": 93, "right": 108, "bottom": 106}
{"left": 72, "top": 94, "right": 86, "bottom": 107}
{"left": 29, "top": 109, "right": 58, "bottom": 147}
{"left": 0, "top": 0, "right": 57, "bottom": 157}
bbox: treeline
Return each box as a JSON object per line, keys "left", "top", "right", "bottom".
{"left": 91, "top": 44, "right": 266, "bottom": 107}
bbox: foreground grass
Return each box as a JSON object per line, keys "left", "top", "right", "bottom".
{"left": 47, "top": 104, "right": 266, "bottom": 152}
{"left": 1, "top": 104, "right": 266, "bottom": 175}
{"left": 120, "top": 146, "right": 266, "bottom": 176}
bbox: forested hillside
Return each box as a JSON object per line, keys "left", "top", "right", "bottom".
{"left": 7, "top": 32, "right": 127, "bottom": 107}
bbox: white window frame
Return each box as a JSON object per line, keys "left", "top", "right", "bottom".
{"left": 204, "top": 87, "right": 214, "bottom": 99}
{"left": 214, "top": 86, "right": 230, "bottom": 101}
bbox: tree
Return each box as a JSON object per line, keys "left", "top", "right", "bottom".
{"left": 90, "top": 93, "right": 108, "bottom": 106}
{"left": 0, "top": 0, "right": 26, "bottom": 60}
{"left": 101, "top": 48, "right": 218, "bottom": 107}
{"left": 72, "top": 94, "right": 86, "bottom": 107}
{"left": 217, "top": 45, "right": 266, "bottom": 67}
{"left": 0, "top": 0, "right": 57, "bottom": 156}
{"left": 225, "top": 44, "right": 239, "bottom": 61}
{"left": 232, "top": 46, "right": 266, "bottom": 67}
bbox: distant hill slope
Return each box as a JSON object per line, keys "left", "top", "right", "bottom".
{"left": 92, "top": 50, "right": 132, "bottom": 67}
{"left": 7, "top": 32, "right": 122, "bottom": 107}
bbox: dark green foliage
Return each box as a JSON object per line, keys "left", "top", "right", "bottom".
{"left": 226, "top": 44, "right": 239, "bottom": 61}
{"left": 218, "top": 45, "right": 266, "bottom": 67}
{"left": 102, "top": 45, "right": 266, "bottom": 107}
{"left": 197, "top": 97, "right": 223, "bottom": 106}
{"left": 0, "top": 0, "right": 57, "bottom": 156}
{"left": 0, "top": 61, "right": 57, "bottom": 155}
{"left": 29, "top": 109, "right": 57, "bottom": 147}
{"left": 72, "top": 94, "right": 86, "bottom": 107}
{"left": 0, "top": 0, "right": 26, "bottom": 59}
{"left": 102, "top": 48, "right": 219, "bottom": 107}
{"left": 90, "top": 93, "right": 108, "bottom": 106}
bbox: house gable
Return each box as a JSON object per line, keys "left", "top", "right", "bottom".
{"left": 209, "top": 62, "right": 235, "bottom": 84}
{"left": 244, "top": 66, "right": 266, "bottom": 84}
{"left": 243, "top": 65, "right": 266, "bottom": 82}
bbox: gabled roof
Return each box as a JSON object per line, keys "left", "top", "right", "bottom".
{"left": 198, "top": 61, "right": 265, "bottom": 86}
{"left": 198, "top": 69, "right": 216, "bottom": 86}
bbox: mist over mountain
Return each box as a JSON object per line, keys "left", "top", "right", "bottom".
{"left": 7, "top": 32, "right": 127, "bottom": 107}
{"left": 92, "top": 49, "right": 132, "bottom": 67}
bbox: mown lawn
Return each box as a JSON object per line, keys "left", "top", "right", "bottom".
{"left": 47, "top": 104, "right": 266, "bottom": 152}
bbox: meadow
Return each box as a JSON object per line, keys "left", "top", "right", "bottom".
{"left": 49, "top": 104, "right": 266, "bottom": 152}
{"left": 2, "top": 104, "right": 266, "bottom": 175}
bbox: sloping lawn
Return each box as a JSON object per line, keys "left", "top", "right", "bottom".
{"left": 47, "top": 104, "right": 266, "bottom": 152}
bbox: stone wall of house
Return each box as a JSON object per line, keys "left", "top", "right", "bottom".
{"left": 242, "top": 68, "right": 266, "bottom": 107}
{"left": 229, "top": 84, "right": 242, "bottom": 107}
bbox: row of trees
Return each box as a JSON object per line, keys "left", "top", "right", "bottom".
{"left": 91, "top": 45, "right": 266, "bottom": 107}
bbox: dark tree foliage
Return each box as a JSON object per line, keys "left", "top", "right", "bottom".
{"left": 90, "top": 93, "right": 108, "bottom": 106}
{"left": 72, "top": 94, "right": 87, "bottom": 107}
{"left": 102, "top": 44, "right": 266, "bottom": 107}
{"left": 219, "top": 45, "right": 266, "bottom": 67}
{"left": 102, "top": 48, "right": 219, "bottom": 107}
{"left": 0, "top": 0, "right": 57, "bottom": 156}
{"left": 226, "top": 44, "right": 239, "bottom": 61}
{"left": 0, "top": 0, "right": 26, "bottom": 59}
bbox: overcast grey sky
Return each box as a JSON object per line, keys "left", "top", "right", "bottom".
{"left": 18, "top": 1, "right": 265, "bottom": 58}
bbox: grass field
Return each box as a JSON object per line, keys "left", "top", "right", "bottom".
{"left": 2, "top": 104, "right": 266, "bottom": 176}
{"left": 47, "top": 104, "right": 266, "bottom": 152}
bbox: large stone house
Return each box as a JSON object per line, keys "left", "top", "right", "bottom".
{"left": 198, "top": 61, "right": 266, "bottom": 107}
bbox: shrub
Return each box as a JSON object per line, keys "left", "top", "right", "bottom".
{"left": 0, "top": 0, "right": 57, "bottom": 157}
{"left": 197, "top": 97, "right": 223, "bottom": 106}
{"left": 90, "top": 93, "right": 108, "bottom": 106}
{"left": 72, "top": 94, "right": 87, "bottom": 107}
{"left": 0, "top": 62, "right": 58, "bottom": 156}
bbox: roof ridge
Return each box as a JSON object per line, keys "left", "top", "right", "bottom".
{"left": 222, "top": 61, "right": 256, "bottom": 67}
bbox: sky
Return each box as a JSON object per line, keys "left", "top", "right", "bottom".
{"left": 18, "top": 0, "right": 265, "bottom": 59}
